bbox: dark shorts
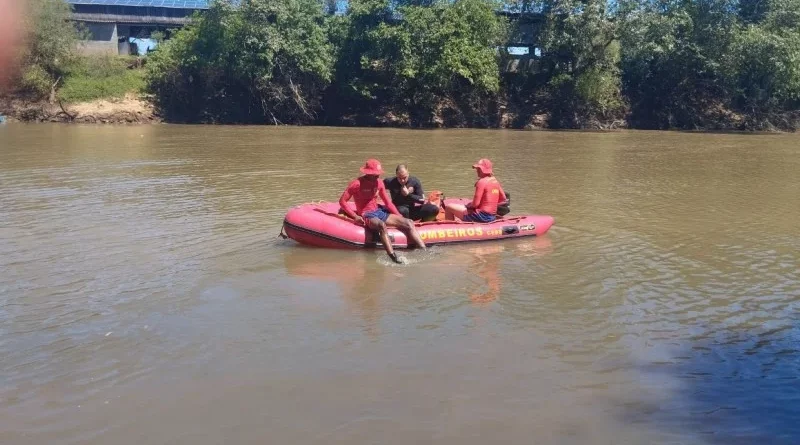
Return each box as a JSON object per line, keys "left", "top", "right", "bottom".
{"left": 363, "top": 206, "right": 390, "bottom": 222}
{"left": 397, "top": 203, "right": 440, "bottom": 222}
{"left": 463, "top": 210, "right": 496, "bottom": 223}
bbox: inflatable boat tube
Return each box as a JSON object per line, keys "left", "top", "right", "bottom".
{"left": 282, "top": 199, "right": 554, "bottom": 249}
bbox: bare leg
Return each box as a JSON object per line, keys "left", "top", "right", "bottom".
{"left": 368, "top": 218, "right": 403, "bottom": 263}
{"left": 444, "top": 203, "right": 468, "bottom": 221}
{"left": 386, "top": 214, "right": 426, "bottom": 250}
{"left": 367, "top": 218, "right": 393, "bottom": 255}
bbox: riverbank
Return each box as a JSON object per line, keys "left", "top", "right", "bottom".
{"left": 1, "top": 54, "right": 155, "bottom": 124}
{"left": 5, "top": 95, "right": 798, "bottom": 132}
{"left": 1, "top": 93, "right": 553, "bottom": 128}
{"left": 0, "top": 93, "right": 158, "bottom": 124}
{"left": 0, "top": 100, "right": 606, "bottom": 130}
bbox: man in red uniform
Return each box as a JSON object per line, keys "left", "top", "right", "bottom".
{"left": 444, "top": 158, "right": 508, "bottom": 222}
{"left": 339, "top": 159, "right": 426, "bottom": 263}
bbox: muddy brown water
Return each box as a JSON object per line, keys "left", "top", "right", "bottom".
{"left": 1, "top": 124, "right": 799, "bottom": 444}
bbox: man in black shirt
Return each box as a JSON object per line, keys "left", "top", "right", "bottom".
{"left": 383, "top": 164, "right": 441, "bottom": 222}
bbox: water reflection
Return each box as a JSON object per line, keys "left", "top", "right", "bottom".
{"left": 282, "top": 247, "right": 394, "bottom": 336}
{"left": 468, "top": 244, "right": 504, "bottom": 305}
{"left": 282, "top": 236, "right": 555, "bottom": 312}
{"left": 461, "top": 236, "right": 554, "bottom": 305}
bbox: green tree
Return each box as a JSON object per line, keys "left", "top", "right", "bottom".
{"left": 729, "top": 0, "right": 800, "bottom": 127}
{"left": 20, "top": 0, "right": 86, "bottom": 98}
{"left": 619, "top": 0, "right": 740, "bottom": 128}
{"left": 330, "top": 0, "right": 507, "bottom": 125}
{"left": 139, "top": 0, "right": 800, "bottom": 129}
{"left": 146, "top": 0, "right": 334, "bottom": 124}
{"left": 400, "top": 0, "right": 507, "bottom": 96}
{"left": 325, "top": 0, "right": 395, "bottom": 117}
{"left": 537, "top": 0, "right": 625, "bottom": 127}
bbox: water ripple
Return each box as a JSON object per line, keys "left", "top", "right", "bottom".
{"left": 1, "top": 126, "right": 799, "bottom": 445}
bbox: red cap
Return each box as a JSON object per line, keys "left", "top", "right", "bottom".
{"left": 360, "top": 159, "right": 384, "bottom": 175}
{"left": 472, "top": 158, "right": 493, "bottom": 175}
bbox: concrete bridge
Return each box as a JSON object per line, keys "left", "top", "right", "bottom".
{"left": 500, "top": 11, "right": 544, "bottom": 72}
{"left": 67, "top": 0, "right": 210, "bottom": 55}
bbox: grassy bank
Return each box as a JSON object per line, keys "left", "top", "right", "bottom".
{"left": 58, "top": 56, "right": 146, "bottom": 103}
{"left": 1, "top": 55, "right": 154, "bottom": 124}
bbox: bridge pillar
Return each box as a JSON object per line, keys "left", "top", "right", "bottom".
{"left": 78, "top": 22, "right": 119, "bottom": 55}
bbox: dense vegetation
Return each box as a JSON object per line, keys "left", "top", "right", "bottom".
{"left": 9, "top": 0, "right": 800, "bottom": 130}
{"left": 16, "top": 0, "right": 86, "bottom": 101}
{"left": 145, "top": 0, "right": 333, "bottom": 123}
{"left": 7, "top": 0, "right": 145, "bottom": 104}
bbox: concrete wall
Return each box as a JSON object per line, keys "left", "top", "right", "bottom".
{"left": 117, "top": 25, "right": 131, "bottom": 55}
{"left": 76, "top": 22, "right": 118, "bottom": 55}
{"left": 74, "top": 22, "right": 166, "bottom": 56}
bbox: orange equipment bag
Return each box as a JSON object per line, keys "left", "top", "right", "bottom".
{"left": 425, "top": 190, "right": 447, "bottom": 221}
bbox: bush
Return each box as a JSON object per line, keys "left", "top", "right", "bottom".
{"left": 329, "top": 0, "right": 507, "bottom": 125}
{"left": 575, "top": 65, "right": 624, "bottom": 118}
{"left": 730, "top": 0, "right": 800, "bottom": 114}
{"left": 18, "top": 0, "right": 86, "bottom": 98}
{"left": 20, "top": 64, "right": 53, "bottom": 97}
{"left": 59, "top": 56, "right": 146, "bottom": 102}
{"left": 146, "top": 0, "right": 334, "bottom": 124}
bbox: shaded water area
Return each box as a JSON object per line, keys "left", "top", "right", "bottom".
{"left": 1, "top": 124, "right": 799, "bottom": 444}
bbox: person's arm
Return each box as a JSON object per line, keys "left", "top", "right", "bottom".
{"left": 498, "top": 184, "right": 508, "bottom": 204}
{"left": 379, "top": 182, "right": 402, "bottom": 216}
{"left": 409, "top": 177, "right": 424, "bottom": 202}
{"left": 469, "top": 179, "right": 486, "bottom": 209}
{"left": 339, "top": 181, "right": 361, "bottom": 222}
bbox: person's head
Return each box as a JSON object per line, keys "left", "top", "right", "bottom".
{"left": 395, "top": 164, "right": 409, "bottom": 185}
{"left": 360, "top": 158, "right": 384, "bottom": 182}
{"left": 472, "top": 158, "right": 493, "bottom": 177}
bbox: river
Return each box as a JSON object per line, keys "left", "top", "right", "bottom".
{"left": 1, "top": 124, "right": 799, "bottom": 444}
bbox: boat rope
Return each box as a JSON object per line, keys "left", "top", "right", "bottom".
{"left": 278, "top": 224, "right": 288, "bottom": 239}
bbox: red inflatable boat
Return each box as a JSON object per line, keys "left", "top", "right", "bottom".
{"left": 282, "top": 199, "right": 554, "bottom": 249}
